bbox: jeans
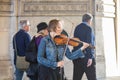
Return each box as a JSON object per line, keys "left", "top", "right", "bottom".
{"left": 15, "top": 68, "right": 24, "bottom": 80}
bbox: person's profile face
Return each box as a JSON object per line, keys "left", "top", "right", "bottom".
{"left": 55, "top": 22, "right": 63, "bottom": 35}
{"left": 25, "top": 21, "right": 30, "bottom": 32}
{"left": 88, "top": 19, "right": 92, "bottom": 26}
{"left": 44, "top": 29, "right": 48, "bottom": 36}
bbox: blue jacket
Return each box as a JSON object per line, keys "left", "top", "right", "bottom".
{"left": 37, "top": 34, "right": 85, "bottom": 69}
{"left": 73, "top": 22, "right": 95, "bottom": 59}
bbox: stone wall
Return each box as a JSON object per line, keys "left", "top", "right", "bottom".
{"left": 0, "top": 0, "right": 111, "bottom": 79}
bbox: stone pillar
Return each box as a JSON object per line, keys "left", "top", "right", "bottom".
{"left": 96, "top": 0, "right": 117, "bottom": 77}
{"left": 115, "top": 0, "right": 120, "bottom": 75}
{"left": 94, "top": 0, "right": 106, "bottom": 79}
{"left": 102, "top": 0, "right": 117, "bottom": 77}
{"left": 0, "top": 0, "right": 15, "bottom": 79}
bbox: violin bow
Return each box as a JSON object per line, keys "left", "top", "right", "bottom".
{"left": 62, "top": 19, "right": 75, "bottom": 60}
{"left": 60, "top": 19, "right": 75, "bottom": 80}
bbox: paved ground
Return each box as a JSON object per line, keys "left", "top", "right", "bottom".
{"left": 22, "top": 58, "right": 120, "bottom": 80}
{"left": 63, "top": 58, "right": 120, "bottom": 80}
{"left": 23, "top": 73, "right": 120, "bottom": 80}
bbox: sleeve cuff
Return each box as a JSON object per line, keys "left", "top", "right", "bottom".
{"left": 78, "top": 49, "right": 85, "bottom": 58}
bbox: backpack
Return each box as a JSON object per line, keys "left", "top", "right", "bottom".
{"left": 25, "top": 36, "right": 38, "bottom": 63}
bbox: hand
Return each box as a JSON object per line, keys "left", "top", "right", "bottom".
{"left": 57, "top": 61, "right": 64, "bottom": 68}
{"left": 80, "top": 42, "right": 89, "bottom": 51}
{"left": 87, "top": 59, "right": 92, "bottom": 67}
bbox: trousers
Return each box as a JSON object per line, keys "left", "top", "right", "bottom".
{"left": 73, "top": 58, "right": 96, "bottom": 80}
{"left": 15, "top": 67, "right": 24, "bottom": 80}
{"left": 38, "top": 65, "right": 66, "bottom": 80}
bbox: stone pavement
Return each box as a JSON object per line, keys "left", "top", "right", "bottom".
{"left": 22, "top": 58, "right": 120, "bottom": 80}
{"left": 63, "top": 58, "right": 120, "bottom": 80}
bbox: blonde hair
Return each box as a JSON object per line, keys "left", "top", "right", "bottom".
{"left": 38, "top": 30, "right": 46, "bottom": 36}
{"left": 48, "top": 19, "right": 61, "bottom": 32}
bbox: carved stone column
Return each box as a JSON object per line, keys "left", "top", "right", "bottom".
{"left": 116, "top": 0, "right": 120, "bottom": 75}
{"left": 95, "top": 0, "right": 118, "bottom": 78}
{"left": 0, "top": 0, "right": 15, "bottom": 79}
{"left": 94, "top": 0, "right": 106, "bottom": 79}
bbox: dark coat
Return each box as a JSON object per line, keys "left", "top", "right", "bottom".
{"left": 73, "top": 22, "right": 95, "bottom": 59}
{"left": 13, "top": 29, "right": 31, "bottom": 64}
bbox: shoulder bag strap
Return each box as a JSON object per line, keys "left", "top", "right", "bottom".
{"left": 13, "top": 36, "right": 18, "bottom": 55}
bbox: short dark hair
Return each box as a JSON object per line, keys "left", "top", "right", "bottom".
{"left": 20, "top": 20, "right": 29, "bottom": 28}
{"left": 82, "top": 13, "right": 93, "bottom": 22}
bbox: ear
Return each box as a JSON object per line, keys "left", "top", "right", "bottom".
{"left": 88, "top": 20, "right": 92, "bottom": 25}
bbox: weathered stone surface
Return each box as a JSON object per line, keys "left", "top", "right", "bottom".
{"left": 0, "top": 61, "right": 13, "bottom": 80}
{"left": 0, "top": 0, "right": 14, "bottom": 16}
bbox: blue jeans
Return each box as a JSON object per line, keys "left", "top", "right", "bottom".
{"left": 15, "top": 68, "right": 24, "bottom": 80}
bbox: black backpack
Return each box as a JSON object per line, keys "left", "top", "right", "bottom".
{"left": 25, "top": 36, "right": 38, "bottom": 63}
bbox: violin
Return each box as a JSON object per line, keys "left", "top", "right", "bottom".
{"left": 54, "top": 34, "right": 95, "bottom": 49}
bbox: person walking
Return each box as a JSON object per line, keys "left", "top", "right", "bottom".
{"left": 72, "top": 13, "right": 96, "bottom": 80}
{"left": 13, "top": 20, "right": 31, "bottom": 80}
{"left": 26, "top": 22, "right": 48, "bottom": 80}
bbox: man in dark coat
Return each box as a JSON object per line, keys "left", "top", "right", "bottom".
{"left": 72, "top": 13, "right": 96, "bottom": 80}
{"left": 13, "top": 20, "right": 31, "bottom": 80}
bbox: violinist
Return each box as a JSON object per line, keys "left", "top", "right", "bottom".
{"left": 37, "top": 19, "right": 89, "bottom": 80}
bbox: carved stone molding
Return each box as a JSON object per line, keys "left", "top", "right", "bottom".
{"left": 95, "top": 0, "right": 115, "bottom": 17}
{"left": 95, "top": 0, "right": 104, "bottom": 16}
{"left": 0, "top": 0, "right": 14, "bottom": 16}
{"left": 19, "top": 0, "right": 93, "bottom": 16}
{"left": 0, "top": 0, "right": 11, "bottom": 3}
{"left": 96, "top": 0, "right": 103, "bottom": 12}
{"left": 0, "top": 3, "right": 13, "bottom": 12}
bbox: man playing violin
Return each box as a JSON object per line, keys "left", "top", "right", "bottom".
{"left": 72, "top": 13, "right": 96, "bottom": 80}
{"left": 37, "top": 19, "right": 90, "bottom": 80}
